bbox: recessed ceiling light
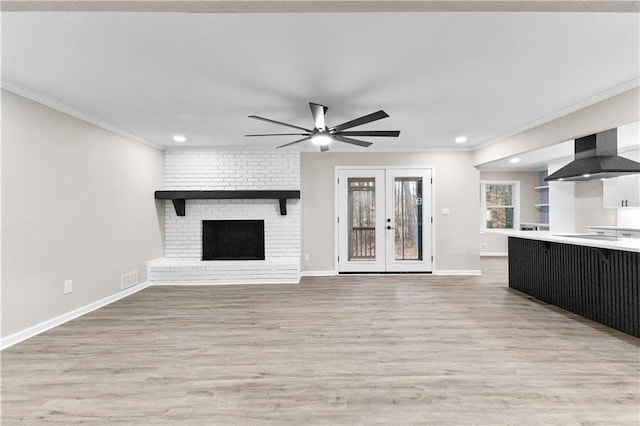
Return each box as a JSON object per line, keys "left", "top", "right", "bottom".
{"left": 173, "top": 135, "right": 186, "bottom": 143}
{"left": 455, "top": 136, "right": 467, "bottom": 143}
{"left": 311, "top": 134, "right": 332, "bottom": 146}
{"left": 510, "top": 158, "right": 521, "bottom": 163}
{"left": 582, "top": 174, "right": 591, "bottom": 178}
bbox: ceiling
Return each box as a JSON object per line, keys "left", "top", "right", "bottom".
{"left": 2, "top": 9, "right": 639, "bottom": 154}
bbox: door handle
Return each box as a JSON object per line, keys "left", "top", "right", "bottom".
{"left": 386, "top": 225, "right": 394, "bottom": 230}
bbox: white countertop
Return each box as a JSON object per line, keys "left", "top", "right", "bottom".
{"left": 493, "top": 230, "right": 640, "bottom": 253}
{"left": 587, "top": 225, "right": 640, "bottom": 232}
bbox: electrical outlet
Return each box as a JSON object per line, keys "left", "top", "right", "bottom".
{"left": 304, "top": 253, "right": 310, "bottom": 261}
{"left": 64, "top": 279, "right": 73, "bottom": 294}
{"left": 480, "top": 243, "right": 488, "bottom": 252}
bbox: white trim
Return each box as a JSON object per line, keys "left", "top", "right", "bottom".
{"left": 481, "top": 252, "right": 508, "bottom": 257}
{"left": 473, "top": 78, "right": 640, "bottom": 150}
{"left": 166, "top": 145, "right": 473, "bottom": 153}
{"left": 483, "top": 228, "right": 518, "bottom": 235}
{"left": 478, "top": 167, "right": 544, "bottom": 173}
{"left": 334, "top": 167, "right": 341, "bottom": 275}
{"left": 434, "top": 270, "right": 482, "bottom": 276}
{"left": 335, "top": 165, "right": 436, "bottom": 274}
{"left": 1, "top": 282, "right": 151, "bottom": 351}
{"left": 335, "top": 165, "right": 436, "bottom": 171}
{"left": 1, "top": 82, "right": 164, "bottom": 151}
{"left": 301, "top": 270, "right": 337, "bottom": 277}
{"left": 335, "top": 272, "right": 434, "bottom": 276}
{"left": 480, "top": 180, "right": 521, "bottom": 232}
{"left": 152, "top": 279, "right": 300, "bottom": 286}
{"left": 431, "top": 166, "right": 438, "bottom": 273}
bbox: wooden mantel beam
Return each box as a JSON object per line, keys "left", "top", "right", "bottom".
{"left": 154, "top": 190, "right": 301, "bottom": 216}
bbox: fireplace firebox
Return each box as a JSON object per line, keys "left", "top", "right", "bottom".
{"left": 202, "top": 220, "right": 265, "bottom": 261}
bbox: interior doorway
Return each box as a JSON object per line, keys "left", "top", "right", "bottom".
{"left": 337, "top": 167, "right": 433, "bottom": 273}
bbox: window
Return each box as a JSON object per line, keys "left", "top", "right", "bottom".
{"left": 480, "top": 181, "right": 520, "bottom": 230}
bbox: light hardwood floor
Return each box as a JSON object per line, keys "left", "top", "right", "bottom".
{"left": 2, "top": 259, "right": 639, "bottom": 425}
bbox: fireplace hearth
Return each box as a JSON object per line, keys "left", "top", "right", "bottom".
{"left": 202, "top": 220, "right": 265, "bottom": 261}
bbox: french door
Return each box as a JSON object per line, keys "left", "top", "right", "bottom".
{"left": 337, "top": 168, "right": 432, "bottom": 273}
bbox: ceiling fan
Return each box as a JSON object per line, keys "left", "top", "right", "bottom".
{"left": 245, "top": 102, "right": 400, "bottom": 152}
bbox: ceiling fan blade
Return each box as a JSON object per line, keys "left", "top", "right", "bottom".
{"left": 320, "top": 144, "right": 330, "bottom": 152}
{"left": 332, "top": 134, "right": 373, "bottom": 148}
{"left": 245, "top": 133, "right": 310, "bottom": 137}
{"left": 249, "top": 115, "right": 312, "bottom": 133}
{"left": 276, "top": 136, "right": 312, "bottom": 149}
{"left": 309, "top": 102, "right": 327, "bottom": 130}
{"left": 330, "top": 110, "right": 389, "bottom": 132}
{"left": 337, "top": 130, "right": 400, "bottom": 137}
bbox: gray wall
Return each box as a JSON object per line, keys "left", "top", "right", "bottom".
{"left": 2, "top": 90, "right": 165, "bottom": 337}
{"left": 301, "top": 151, "right": 480, "bottom": 273}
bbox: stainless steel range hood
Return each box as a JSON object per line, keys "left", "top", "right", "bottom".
{"left": 545, "top": 128, "right": 640, "bottom": 182}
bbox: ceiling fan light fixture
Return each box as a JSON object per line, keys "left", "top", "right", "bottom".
{"left": 311, "top": 133, "right": 332, "bottom": 146}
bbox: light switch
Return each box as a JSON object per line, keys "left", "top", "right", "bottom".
{"left": 442, "top": 208, "right": 450, "bottom": 216}
{"left": 64, "top": 279, "right": 73, "bottom": 294}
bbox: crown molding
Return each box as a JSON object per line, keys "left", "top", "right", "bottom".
{"left": 2, "top": 1, "right": 639, "bottom": 13}
{"left": 2, "top": 82, "right": 164, "bottom": 151}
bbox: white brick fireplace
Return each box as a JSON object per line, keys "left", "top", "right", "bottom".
{"left": 149, "top": 150, "right": 301, "bottom": 285}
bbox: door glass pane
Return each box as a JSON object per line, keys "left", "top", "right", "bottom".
{"left": 348, "top": 178, "right": 376, "bottom": 260}
{"left": 394, "top": 177, "right": 423, "bottom": 261}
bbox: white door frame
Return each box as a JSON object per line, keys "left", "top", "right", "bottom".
{"left": 384, "top": 168, "right": 433, "bottom": 272}
{"left": 334, "top": 166, "right": 436, "bottom": 274}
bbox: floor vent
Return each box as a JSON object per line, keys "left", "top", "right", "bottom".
{"left": 121, "top": 271, "right": 138, "bottom": 289}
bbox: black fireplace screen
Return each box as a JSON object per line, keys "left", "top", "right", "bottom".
{"left": 202, "top": 220, "right": 265, "bottom": 261}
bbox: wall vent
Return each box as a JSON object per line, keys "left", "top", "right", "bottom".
{"left": 121, "top": 270, "right": 138, "bottom": 289}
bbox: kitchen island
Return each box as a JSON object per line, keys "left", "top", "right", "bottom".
{"left": 507, "top": 231, "right": 639, "bottom": 337}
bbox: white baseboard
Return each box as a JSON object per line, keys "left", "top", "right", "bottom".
{"left": 305, "top": 270, "right": 486, "bottom": 276}
{"left": 301, "top": 270, "right": 337, "bottom": 277}
{"left": 152, "top": 278, "right": 300, "bottom": 286}
{"left": 434, "top": 270, "right": 482, "bottom": 276}
{"left": 481, "top": 252, "right": 508, "bottom": 257}
{"left": 1, "top": 281, "right": 151, "bottom": 351}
